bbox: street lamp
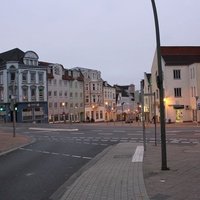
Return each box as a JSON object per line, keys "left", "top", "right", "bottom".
{"left": 151, "top": 0, "right": 169, "bottom": 170}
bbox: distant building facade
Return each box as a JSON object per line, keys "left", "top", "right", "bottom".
{"left": 114, "top": 84, "right": 135, "bottom": 121}
{"left": 0, "top": 48, "right": 48, "bottom": 123}
{"left": 103, "top": 81, "right": 116, "bottom": 121}
{"left": 46, "top": 64, "right": 84, "bottom": 123}
{"left": 74, "top": 67, "right": 105, "bottom": 122}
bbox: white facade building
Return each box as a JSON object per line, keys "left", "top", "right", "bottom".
{"left": 0, "top": 48, "right": 48, "bottom": 123}
{"left": 151, "top": 46, "right": 200, "bottom": 123}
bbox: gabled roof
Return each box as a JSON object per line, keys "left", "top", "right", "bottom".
{"left": 145, "top": 73, "right": 151, "bottom": 83}
{"left": 161, "top": 46, "right": 200, "bottom": 65}
{"left": 0, "top": 48, "right": 24, "bottom": 63}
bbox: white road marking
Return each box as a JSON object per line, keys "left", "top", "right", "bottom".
{"left": 20, "top": 148, "right": 92, "bottom": 160}
{"left": 29, "top": 127, "right": 79, "bottom": 132}
{"left": 132, "top": 146, "right": 144, "bottom": 162}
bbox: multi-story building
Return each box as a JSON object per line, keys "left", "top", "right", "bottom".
{"left": 74, "top": 67, "right": 106, "bottom": 122}
{"left": 150, "top": 46, "right": 200, "bottom": 123}
{"left": 46, "top": 64, "right": 84, "bottom": 123}
{"left": 0, "top": 48, "right": 48, "bottom": 123}
{"left": 115, "top": 84, "right": 135, "bottom": 121}
{"left": 143, "top": 73, "right": 154, "bottom": 122}
{"left": 103, "top": 81, "right": 116, "bottom": 121}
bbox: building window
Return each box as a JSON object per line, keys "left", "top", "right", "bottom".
{"left": 0, "top": 73, "right": 3, "bottom": 84}
{"left": 48, "top": 91, "right": 52, "bottom": 97}
{"left": 22, "top": 72, "right": 28, "bottom": 83}
{"left": 93, "top": 95, "right": 96, "bottom": 103}
{"left": 85, "top": 84, "right": 89, "bottom": 90}
{"left": 10, "top": 72, "right": 16, "bottom": 81}
{"left": 174, "top": 88, "right": 182, "bottom": 97}
{"left": 100, "top": 110, "right": 103, "bottom": 119}
{"left": 54, "top": 91, "right": 57, "bottom": 97}
{"left": 70, "top": 92, "right": 73, "bottom": 98}
{"left": 96, "top": 111, "right": 99, "bottom": 119}
{"left": 30, "top": 72, "right": 36, "bottom": 83}
{"left": 86, "top": 95, "right": 89, "bottom": 103}
{"left": 173, "top": 69, "right": 181, "bottom": 79}
{"left": 39, "top": 87, "right": 44, "bottom": 100}
{"left": 22, "top": 87, "right": 28, "bottom": 101}
{"left": 38, "top": 72, "right": 44, "bottom": 83}
{"left": 31, "top": 87, "right": 36, "bottom": 100}
{"left": 93, "top": 84, "right": 95, "bottom": 90}
{"left": 54, "top": 66, "right": 60, "bottom": 75}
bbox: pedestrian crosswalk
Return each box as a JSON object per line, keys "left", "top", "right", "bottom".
{"left": 31, "top": 135, "right": 199, "bottom": 145}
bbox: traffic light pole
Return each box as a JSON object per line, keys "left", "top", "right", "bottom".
{"left": 151, "top": 0, "right": 169, "bottom": 170}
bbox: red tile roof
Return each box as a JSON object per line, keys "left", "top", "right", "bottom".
{"left": 161, "top": 46, "right": 200, "bottom": 65}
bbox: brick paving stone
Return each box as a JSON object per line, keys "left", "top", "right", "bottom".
{"left": 0, "top": 132, "right": 31, "bottom": 154}
{"left": 60, "top": 143, "right": 149, "bottom": 200}
{"left": 143, "top": 143, "right": 200, "bottom": 200}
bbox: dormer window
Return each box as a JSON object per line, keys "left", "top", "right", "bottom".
{"left": 23, "top": 51, "right": 39, "bottom": 66}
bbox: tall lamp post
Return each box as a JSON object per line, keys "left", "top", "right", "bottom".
{"left": 151, "top": 0, "right": 169, "bottom": 170}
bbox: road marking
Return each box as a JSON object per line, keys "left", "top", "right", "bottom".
{"left": 29, "top": 127, "right": 79, "bottom": 132}
{"left": 132, "top": 146, "right": 144, "bottom": 162}
{"left": 98, "top": 133, "right": 113, "bottom": 135}
{"left": 19, "top": 148, "right": 92, "bottom": 160}
{"left": 113, "top": 130, "right": 126, "bottom": 133}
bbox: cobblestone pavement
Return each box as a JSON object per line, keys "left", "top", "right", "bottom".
{"left": 0, "top": 131, "right": 32, "bottom": 155}
{"left": 143, "top": 143, "right": 200, "bottom": 200}
{"left": 58, "top": 143, "right": 149, "bottom": 200}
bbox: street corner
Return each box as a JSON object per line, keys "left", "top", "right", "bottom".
{"left": 0, "top": 132, "right": 33, "bottom": 155}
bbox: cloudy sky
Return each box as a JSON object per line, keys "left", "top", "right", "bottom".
{"left": 1, "top": 0, "right": 200, "bottom": 89}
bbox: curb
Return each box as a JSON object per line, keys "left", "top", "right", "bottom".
{"left": 50, "top": 144, "right": 115, "bottom": 200}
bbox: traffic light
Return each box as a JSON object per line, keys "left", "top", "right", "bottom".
{"left": 14, "top": 104, "right": 18, "bottom": 111}
{"left": 0, "top": 106, "right": 5, "bottom": 112}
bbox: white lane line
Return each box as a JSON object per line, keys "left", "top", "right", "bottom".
{"left": 132, "top": 146, "right": 144, "bottom": 162}
{"left": 20, "top": 148, "right": 92, "bottom": 160}
{"left": 72, "top": 155, "right": 81, "bottom": 158}
{"left": 29, "top": 127, "right": 79, "bottom": 132}
{"left": 82, "top": 156, "right": 92, "bottom": 160}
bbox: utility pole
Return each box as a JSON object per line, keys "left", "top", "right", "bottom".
{"left": 141, "top": 80, "right": 146, "bottom": 151}
{"left": 151, "top": 0, "right": 169, "bottom": 170}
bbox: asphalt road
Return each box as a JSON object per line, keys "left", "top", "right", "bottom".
{"left": 0, "top": 122, "right": 200, "bottom": 200}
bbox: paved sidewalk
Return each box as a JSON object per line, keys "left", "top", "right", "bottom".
{"left": 57, "top": 143, "right": 149, "bottom": 200}
{"left": 143, "top": 143, "right": 200, "bottom": 200}
{"left": 0, "top": 131, "right": 32, "bottom": 155}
